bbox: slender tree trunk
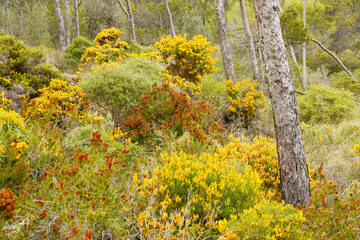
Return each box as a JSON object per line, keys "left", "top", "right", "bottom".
{"left": 320, "top": 65, "right": 328, "bottom": 86}
{"left": 253, "top": 0, "right": 311, "bottom": 207}
{"left": 312, "top": 38, "right": 358, "bottom": 81}
{"left": 215, "top": 0, "right": 236, "bottom": 82}
{"left": 289, "top": 44, "right": 302, "bottom": 81}
{"left": 239, "top": 0, "right": 260, "bottom": 82}
{"left": 18, "top": 0, "right": 24, "bottom": 37}
{"left": 74, "top": 0, "right": 80, "bottom": 37}
{"left": 53, "top": 0, "right": 66, "bottom": 51}
{"left": 258, "top": 41, "right": 265, "bottom": 84}
{"left": 64, "top": 0, "right": 71, "bottom": 45}
{"left": 4, "top": 0, "right": 12, "bottom": 35}
{"left": 117, "top": 0, "right": 136, "bottom": 42}
{"left": 302, "top": 0, "right": 307, "bottom": 88}
{"left": 164, "top": 0, "right": 175, "bottom": 37}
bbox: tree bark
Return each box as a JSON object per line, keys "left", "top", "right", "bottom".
{"left": 253, "top": 0, "right": 311, "bottom": 207}
{"left": 64, "top": 0, "right": 71, "bottom": 45}
{"left": 312, "top": 38, "right": 358, "bottom": 81}
{"left": 320, "top": 65, "right": 329, "bottom": 86}
{"left": 215, "top": 0, "right": 236, "bottom": 82}
{"left": 53, "top": 0, "right": 66, "bottom": 51}
{"left": 74, "top": 0, "right": 80, "bottom": 37}
{"left": 239, "top": 0, "right": 260, "bottom": 82}
{"left": 164, "top": 0, "right": 175, "bottom": 37}
{"left": 302, "top": 0, "right": 307, "bottom": 88}
{"left": 3, "top": 0, "right": 12, "bottom": 35}
{"left": 117, "top": 0, "right": 136, "bottom": 42}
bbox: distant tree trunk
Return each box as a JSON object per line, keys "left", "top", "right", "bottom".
{"left": 253, "top": 0, "right": 311, "bottom": 207}
{"left": 64, "top": 0, "right": 71, "bottom": 45}
{"left": 302, "top": 0, "right": 307, "bottom": 88}
{"left": 53, "top": 0, "right": 66, "bottom": 51}
{"left": 289, "top": 44, "right": 302, "bottom": 81}
{"left": 18, "top": 0, "right": 24, "bottom": 37}
{"left": 74, "top": 0, "right": 80, "bottom": 37}
{"left": 164, "top": 0, "right": 175, "bottom": 37}
{"left": 320, "top": 65, "right": 328, "bottom": 86}
{"left": 224, "top": 0, "right": 230, "bottom": 11}
{"left": 117, "top": 0, "right": 137, "bottom": 42}
{"left": 3, "top": 0, "right": 12, "bottom": 34}
{"left": 239, "top": 0, "right": 259, "bottom": 82}
{"left": 215, "top": 0, "right": 236, "bottom": 82}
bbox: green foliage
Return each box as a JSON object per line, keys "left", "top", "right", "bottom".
{"left": 80, "top": 58, "right": 161, "bottom": 123}
{"left": 329, "top": 69, "right": 360, "bottom": 96}
{"left": 222, "top": 200, "right": 306, "bottom": 240}
{"left": 280, "top": 5, "right": 309, "bottom": 45}
{"left": 297, "top": 85, "right": 356, "bottom": 124}
{"left": 0, "top": 35, "right": 66, "bottom": 96}
{"left": 64, "top": 36, "right": 93, "bottom": 68}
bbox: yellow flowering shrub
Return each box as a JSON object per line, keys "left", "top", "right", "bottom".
{"left": 0, "top": 92, "right": 25, "bottom": 129}
{"left": 222, "top": 200, "right": 307, "bottom": 240}
{"left": 224, "top": 79, "right": 266, "bottom": 126}
{"left": 133, "top": 151, "right": 263, "bottom": 237}
{"left": 23, "top": 79, "right": 94, "bottom": 125}
{"left": 354, "top": 144, "right": 360, "bottom": 157}
{"left": 217, "top": 136, "right": 280, "bottom": 195}
{"left": 80, "top": 28, "right": 130, "bottom": 72}
{"left": 155, "top": 34, "right": 218, "bottom": 90}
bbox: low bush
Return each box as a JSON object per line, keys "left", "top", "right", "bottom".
{"left": 80, "top": 57, "right": 161, "bottom": 125}
{"left": 64, "top": 36, "right": 93, "bottom": 69}
{"left": 329, "top": 68, "right": 360, "bottom": 96}
{"left": 297, "top": 85, "right": 356, "bottom": 124}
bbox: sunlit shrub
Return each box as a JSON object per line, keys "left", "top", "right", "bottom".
{"left": 155, "top": 34, "right": 218, "bottom": 85}
{"left": 124, "top": 82, "right": 225, "bottom": 148}
{"left": 297, "top": 85, "right": 356, "bottom": 124}
{"left": 329, "top": 69, "right": 360, "bottom": 96}
{"left": 223, "top": 79, "right": 266, "bottom": 126}
{"left": 220, "top": 200, "right": 306, "bottom": 239}
{"left": 80, "top": 28, "right": 130, "bottom": 72}
{"left": 0, "top": 91, "right": 25, "bottom": 129}
{"left": 132, "top": 151, "right": 263, "bottom": 237}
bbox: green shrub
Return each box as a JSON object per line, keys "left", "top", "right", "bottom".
{"left": 65, "top": 36, "right": 93, "bottom": 68}
{"left": 220, "top": 200, "right": 306, "bottom": 240}
{"left": 297, "top": 85, "right": 356, "bottom": 124}
{"left": 329, "top": 68, "right": 360, "bottom": 96}
{"left": 0, "top": 35, "right": 66, "bottom": 96}
{"left": 80, "top": 57, "right": 161, "bottom": 124}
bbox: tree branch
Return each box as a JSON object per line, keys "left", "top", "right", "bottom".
{"left": 311, "top": 38, "right": 358, "bottom": 82}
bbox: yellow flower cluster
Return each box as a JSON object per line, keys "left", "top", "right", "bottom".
{"left": 108, "top": 127, "right": 127, "bottom": 140}
{"left": 137, "top": 151, "right": 263, "bottom": 229}
{"left": 79, "top": 28, "right": 130, "bottom": 73}
{"left": 10, "top": 141, "right": 29, "bottom": 160}
{"left": 354, "top": 144, "right": 360, "bottom": 157}
{"left": 0, "top": 92, "right": 25, "bottom": 128}
{"left": 162, "top": 70, "right": 202, "bottom": 97}
{"left": 216, "top": 136, "right": 280, "bottom": 195}
{"left": 224, "top": 79, "right": 266, "bottom": 124}
{"left": 155, "top": 34, "right": 219, "bottom": 86}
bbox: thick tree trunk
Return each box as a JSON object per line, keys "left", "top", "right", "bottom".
{"left": 253, "top": 0, "right": 310, "bottom": 207}
{"left": 53, "top": 0, "right": 66, "bottom": 51}
{"left": 118, "top": 0, "right": 136, "bottom": 42}
{"left": 302, "top": 0, "right": 307, "bottom": 88}
{"left": 312, "top": 38, "right": 358, "bottom": 81}
{"left": 215, "top": 0, "right": 236, "bottom": 82}
{"left": 74, "top": 0, "right": 80, "bottom": 37}
{"left": 320, "top": 65, "right": 329, "bottom": 86}
{"left": 239, "top": 0, "right": 259, "bottom": 82}
{"left": 164, "top": 0, "right": 175, "bottom": 37}
{"left": 64, "top": 0, "right": 71, "bottom": 45}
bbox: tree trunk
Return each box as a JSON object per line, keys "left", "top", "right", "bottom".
{"left": 126, "top": 0, "right": 136, "bottom": 42}
{"left": 253, "top": 0, "right": 311, "bottom": 207}
{"left": 118, "top": 0, "right": 136, "bottom": 42}
{"left": 164, "top": 0, "right": 175, "bottom": 37}
{"left": 18, "top": 0, "right": 24, "bottom": 37}
{"left": 302, "top": 0, "right": 307, "bottom": 88}
{"left": 312, "top": 38, "right": 358, "bottom": 81}
{"left": 74, "top": 0, "right": 80, "bottom": 37}
{"left": 224, "top": 0, "right": 230, "bottom": 11}
{"left": 320, "top": 65, "right": 328, "bottom": 86}
{"left": 289, "top": 44, "right": 302, "bottom": 82}
{"left": 215, "top": 0, "right": 236, "bottom": 82}
{"left": 3, "top": 0, "right": 12, "bottom": 35}
{"left": 239, "top": 0, "right": 260, "bottom": 82}
{"left": 64, "top": 0, "right": 71, "bottom": 45}
{"left": 53, "top": 0, "right": 66, "bottom": 51}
